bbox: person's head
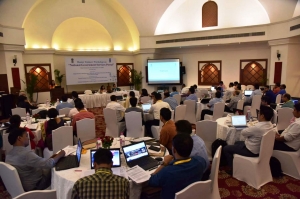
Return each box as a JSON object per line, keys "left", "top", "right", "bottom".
{"left": 264, "top": 85, "right": 270, "bottom": 91}
{"left": 280, "top": 84, "right": 286, "bottom": 90}
{"left": 75, "top": 100, "right": 85, "bottom": 110}
{"left": 129, "top": 91, "right": 135, "bottom": 98}
{"left": 160, "top": 108, "right": 171, "bottom": 123}
{"left": 219, "top": 81, "right": 223, "bottom": 85}
{"left": 154, "top": 93, "right": 162, "bottom": 103}
{"left": 193, "top": 84, "right": 197, "bottom": 89}
{"left": 151, "top": 91, "right": 157, "bottom": 99}
{"left": 8, "top": 115, "right": 22, "bottom": 130}
{"left": 237, "top": 85, "right": 241, "bottom": 90}
{"left": 233, "top": 90, "right": 240, "bottom": 96}
{"left": 275, "top": 82, "right": 280, "bottom": 88}
{"left": 293, "top": 103, "right": 300, "bottom": 118}
{"left": 61, "top": 95, "right": 68, "bottom": 102}
{"left": 234, "top": 81, "right": 238, "bottom": 86}
{"left": 258, "top": 105, "right": 274, "bottom": 122}
{"left": 93, "top": 148, "right": 113, "bottom": 170}
{"left": 110, "top": 95, "right": 117, "bottom": 102}
{"left": 215, "top": 91, "right": 221, "bottom": 98}
{"left": 261, "top": 95, "right": 271, "bottom": 106}
{"left": 282, "top": 93, "right": 291, "bottom": 103}
{"left": 47, "top": 108, "right": 59, "bottom": 135}
{"left": 182, "top": 84, "right": 186, "bottom": 88}
{"left": 254, "top": 83, "right": 259, "bottom": 90}
{"left": 172, "top": 87, "right": 177, "bottom": 92}
{"left": 8, "top": 128, "right": 29, "bottom": 147}
{"left": 100, "top": 85, "right": 105, "bottom": 90}
{"left": 229, "top": 82, "right": 234, "bottom": 87}
{"left": 47, "top": 108, "right": 59, "bottom": 119}
{"left": 188, "top": 87, "right": 195, "bottom": 94}
{"left": 71, "top": 91, "right": 78, "bottom": 99}
{"left": 129, "top": 97, "right": 137, "bottom": 107}
{"left": 164, "top": 92, "right": 170, "bottom": 99}
{"left": 172, "top": 134, "right": 193, "bottom": 159}
{"left": 175, "top": 120, "right": 192, "bottom": 135}
{"left": 141, "top": 89, "right": 149, "bottom": 96}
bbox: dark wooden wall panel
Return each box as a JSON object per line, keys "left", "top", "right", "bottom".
{"left": 0, "top": 74, "right": 9, "bottom": 94}
{"left": 274, "top": 62, "right": 282, "bottom": 83}
{"left": 11, "top": 68, "right": 21, "bottom": 89}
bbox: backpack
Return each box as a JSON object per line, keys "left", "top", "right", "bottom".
{"left": 269, "top": 156, "right": 283, "bottom": 177}
{"left": 211, "top": 139, "right": 228, "bottom": 167}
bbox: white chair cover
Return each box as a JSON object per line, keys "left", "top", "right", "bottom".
{"left": 184, "top": 100, "right": 196, "bottom": 124}
{"left": 84, "top": 90, "right": 93, "bottom": 95}
{"left": 125, "top": 112, "right": 144, "bottom": 138}
{"left": 43, "top": 147, "right": 53, "bottom": 160}
{"left": 14, "top": 190, "right": 57, "bottom": 199}
{"left": 2, "top": 132, "right": 13, "bottom": 154}
{"left": 272, "top": 149, "right": 300, "bottom": 179}
{"left": 250, "top": 95, "right": 261, "bottom": 118}
{"left": 140, "top": 96, "right": 151, "bottom": 104}
{"left": 276, "top": 94, "right": 282, "bottom": 104}
{"left": 237, "top": 99, "right": 244, "bottom": 110}
{"left": 151, "top": 120, "right": 163, "bottom": 140}
{"left": 173, "top": 94, "right": 181, "bottom": 105}
{"left": 52, "top": 126, "right": 73, "bottom": 154}
{"left": 59, "top": 108, "right": 72, "bottom": 116}
{"left": 76, "top": 118, "right": 96, "bottom": 142}
{"left": 241, "top": 85, "right": 246, "bottom": 91}
{"left": 204, "top": 102, "right": 225, "bottom": 121}
{"left": 196, "top": 120, "right": 217, "bottom": 160}
{"left": 277, "top": 108, "right": 294, "bottom": 131}
{"left": 171, "top": 110, "right": 174, "bottom": 121}
{"left": 233, "top": 129, "right": 276, "bottom": 189}
{"left": 0, "top": 162, "right": 24, "bottom": 198}
{"left": 12, "top": 108, "right": 26, "bottom": 117}
{"left": 174, "top": 105, "right": 186, "bottom": 122}
{"left": 103, "top": 108, "right": 126, "bottom": 138}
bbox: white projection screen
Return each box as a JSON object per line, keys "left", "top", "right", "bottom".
{"left": 147, "top": 59, "right": 180, "bottom": 84}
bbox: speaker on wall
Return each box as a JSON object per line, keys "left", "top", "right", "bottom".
{"left": 180, "top": 66, "right": 186, "bottom": 75}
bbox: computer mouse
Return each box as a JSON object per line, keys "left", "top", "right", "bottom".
{"left": 155, "top": 157, "right": 163, "bottom": 161}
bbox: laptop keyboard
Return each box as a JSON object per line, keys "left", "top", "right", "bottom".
{"left": 56, "top": 156, "right": 77, "bottom": 170}
{"left": 129, "top": 157, "right": 159, "bottom": 170}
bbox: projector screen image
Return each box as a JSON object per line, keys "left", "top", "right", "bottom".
{"left": 147, "top": 59, "right": 180, "bottom": 84}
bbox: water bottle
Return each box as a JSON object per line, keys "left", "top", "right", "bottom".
{"left": 120, "top": 132, "right": 125, "bottom": 147}
{"left": 46, "top": 99, "right": 50, "bottom": 107}
{"left": 26, "top": 112, "right": 31, "bottom": 125}
{"left": 247, "top": 108, "right": 252, "bottom": 121}
{"left": 96, "top": 138, "right": 102, "bottom": 149}
{"left": 56, "top": 98, "right": 60, "bottom": 106}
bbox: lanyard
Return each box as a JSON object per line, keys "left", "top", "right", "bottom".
{"left": 173, "top": 158, "right": 191, "bottom": 165}
{"left": 96, "top": 170, "right": 111, "bottom": 175}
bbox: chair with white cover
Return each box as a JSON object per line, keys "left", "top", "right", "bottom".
{"left": 103, "top": 108, "right": 126, "bottom": 138}
{"left": 52, "top": 126, "right": 73, "bottom": 153}
{"left": 125, "top": 111, "right": 144, "bottom": 138}
{"left": 2, "top": 132, "right": 13, "bottom": 154}
{"left": 32, "top": 108, "right": 46, "bottom": 116}
{"left": 84, "top": 90, "right": 93, "bottom": 95}
{"left": 277, "top": 108, "right": 293, "bottom": 131}
{"left": 76, "top": 118, "right": 96, "bottom": 142}
{"left": 140, "top": 96, "right": 151, "bottom": 104}
{"left": 272, "top": 149, "right": 300, "bottom": 180}
{"left": 196, "top": 120, "right": 217, "bottom": 160}
{"left": 233, "top": 129, "right": 276, "bottom": 189}
{"left": 173, "top": 94, "right": 181, "bottom": 105}
{"left": 204, "top": 102, "right": 225, "bottom": 121}
{"left": 184, "top": 100, "right": 196, "bottom": 124}
{"left": 12, "top": 107, "right": 26, "bottom": 117}
{"left": 241, "top": 85, "right": 246, "bottom": 91}
{"left": 151, "top": 120, "right": 163, "bottom": 140}
{"left": 246, "top": 85, "right": 254, "bottom": 90}
{"left": 171, "top": 110, "right": 174, "bottom": 121}
{"left": 14, "top": 190, "right": 57, "bottom": 199}
{"left": 175, "top": 146, "right": 222, "bottom": 199}
{"left": 175, "top": 105, "right": 186, "bottom": 122}
{"left": 244, "top": 95, "right": 261, "bottom": 118}
{"left": 276, "top": 94, "right": 282, "bottom": 104}
{"left": 236, "top": 99, "right": 244, "bottom": 111}
{"left": 59, "top": 108, "right": 72, "bottom": 116}
{"left": 0, "top": 162, "right": 24, "bottom": 198}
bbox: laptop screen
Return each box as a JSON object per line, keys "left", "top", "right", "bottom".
{"left": 244, "top": 90, "right": 253, "bottom": 96}
{"left": 76, "top": 139, "right": 83, "bottom": 163}
{"left": 211, "top": 87, "right": 215, "bottom": 91}
{"left": 231, "top": 115, "right": 247, "bottom": 126}
{"left": 122, "top": 142, "right": 149, "bottom": 162}
{"left": 142, "top": 104, "right": 151, "bottom": 111}
{"left": 90, "top": 149, "right": 121, "bottom": 169}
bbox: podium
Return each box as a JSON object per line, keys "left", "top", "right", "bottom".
{"left": 50, "top": 88, "right": 64, "bottom": 101}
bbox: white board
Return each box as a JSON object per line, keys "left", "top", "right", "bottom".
{"left": 65, "top": 57, "right": 117, "bottom": 85}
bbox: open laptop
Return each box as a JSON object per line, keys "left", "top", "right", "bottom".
{"left": 55, "top": 139, "right": 82, "bottom": 171}
{"left": 122, "top": 141, "right": 159, "bottom": 171}
{"left": 231, "top": 115, "right": 248, "bottom": 129}
{"left": 142, "top": 103, "right": 151, "bottom": 112}
{"left": 90, "top": 148, "right": 121, "bottom": 169}
{"left": 244, "top": 90, "right": 253, "bottom": 97}
{"left": 211, "top": 86, "right": 215, "bottom": 91}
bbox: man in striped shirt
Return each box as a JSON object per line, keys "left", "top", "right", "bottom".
{"left": 163, "top": 92, "right": 178, "bottom": 110}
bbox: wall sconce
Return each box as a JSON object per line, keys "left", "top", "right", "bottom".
{"left": 277, "top": 50, "right": 281, "bottom": 61}
{"left": 13, "top": 55, "right": 17, "bottom": 66}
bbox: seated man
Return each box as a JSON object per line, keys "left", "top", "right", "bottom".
{"left": 200, "top": 91, "right": 224, "bottom": 120}
{"left": 180, "top": 84, "right": 189, "bottom": 94}
{"left": 148, "top": 134, "right": 207, "bottom": 199}
{"left": 227, "top": 82, "right": 235, "bottom": 92}
{"left": 56, "top": 95, "right": 74, "bottom": 111}
{"left": 71, "top": 148, "right": 129, "bottom": 199}
{"left": 106, "top": 95, "right": 126, "bottom": 122}
{"left": 273, "top": 82, "right": 281, "bottom": 95}
{"left": 17, "top": 95, "right": 37, "bottom": 114}
{"left": 68, "top": 98, "right": 85, "bottom": 118}
{"left": 72, "top": 101, "right": 95, "bottom": 135}
{"left": 125, "top": 97, "right": 144, "bottom": 122}
{"left": 216, "top": 87, "right": 223, "bottom": 97}
{"left": 274, "top": 103, "right": 300, "bottom": 151}
{"left": 281, "top": 93, "right": 294, "bottom": 108}
{"left": 170, "top": 86, "right": 179, "bottom": 97}
{"left": 278, "top": 84, "right": 287, "bottom": 95}
{"left": 224, "top": 90, "right": 241, "bottom": 113}
{"left": 175, "top": 120, "right": 209, "bottom": 170}
{"left": 5, "top": 128, "right": 65, "bottom": 191}
{"left": 244, "top": 83, "right": 262, "bottom": 106}
{"left": 185, "top": 87, "right": 198, "bottom": 102}
{"left": 159, "top": 108, "right": 177, "bottom": 154}
{"left": 261, "top": 95, "right": 277, "bottom": 124}
{"left": 163, "top": 92, "right": 178, "bottom": 110}
{"left": 223, "top": 106, "right": 274, "bottom": 174}
{"left": 70, "top": 91, "right": 80, "bottom": 106}
{"left": 263, "top": 85, "right": 276, "bottom": 103}
{"left": 146, "top": 93, "right": 171, "bottom": 137}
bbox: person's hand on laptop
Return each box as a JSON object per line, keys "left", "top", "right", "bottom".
{"left": 52, "top": 150, "right": 66, "bottom": 163}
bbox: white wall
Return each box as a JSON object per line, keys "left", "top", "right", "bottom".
{"left": 286, "top": 43, "right": 300, "bottom": 97}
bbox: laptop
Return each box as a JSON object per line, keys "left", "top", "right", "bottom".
{"left": 122, "top": 141, "right": 159, "bottom": 171}
{"left": 55, "top": 139, "right": 82, "bottom": 171}
{"left": 231, "top": 115, "right": 248, "bottom": 129}
{"left": 211, "top": 87, "right": 215, "bottom": 91}
{"left": 244, "top": 90, "right": 253, "bottom": 97}
{"left": 90, "top": 148, "right": 121, "bottom": 169}
{"left": 116, "top": 95, "right": 123, "bottom": 101}
{"left": 142, "top": 104, "right": 151, "bottom": 112}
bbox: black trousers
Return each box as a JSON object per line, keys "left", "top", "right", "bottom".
{"left": 223, "top": 141, "right": 259, "bottom": 168}
{"left": 273, "top": 140, "right": 296, "bottom": 151}
{"left": 145, "top": 119, "right": 160, "bottom": 137}
{"left": 201, "top": 110, "right": 213, "bottom": 120}
{"left": 224, "top": 106, "right": 234, "bottom": 113}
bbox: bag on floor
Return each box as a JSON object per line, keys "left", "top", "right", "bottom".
{"left": 211, "top": 139, "right": 227, "bottom": 167}
{"left": 269, "top": 156, "right": 283, "bottom": 177}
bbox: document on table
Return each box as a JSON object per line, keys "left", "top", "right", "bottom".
{"left": 25, "top": 124, "right": 38, "bottom": 130}
{"left": 127, "top": 165, "right": 151, "bottom": 184}
{"left": 59, "top": 145, "right": 77, "bottom": 156}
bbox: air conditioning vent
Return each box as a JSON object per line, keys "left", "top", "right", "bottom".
{"left": 156, "top": 32, "right": 265, "bottom": 44}
{"left": 290, "top": 24, "right": 300, "bottom": 31}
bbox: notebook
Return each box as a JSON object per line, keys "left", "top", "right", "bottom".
{"left": 90, "top": 148, "right": 121, "bottom": 169}
{"left": 231, "top": 115, "right": 248, "bottom": 129}
{"left": 55, "top": 139, "right": 82, "bottom": 171}
{"left": 244, "top": 90, "right": 253, "bottom": 97}
{"left": 122, "top": 142, "right": 159, "bottom": 171}
{"left": 142, "top": 104, "right": 151, "bottom": 112}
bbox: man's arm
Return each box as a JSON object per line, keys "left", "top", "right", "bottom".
{"left": 279, "top": 124, "right": 300, "bottom": 142}
{"left": 116, "top": 104, "right": 126, "bottom": 112}
{"left": 241, "top": 127, "right": 254, "bottom": 137}
{"left": 152, "top": 155, "right": 173, "bottom": 175}
{"left": 26, "top": 150, "right": 65, "bottom": 168}
{"left": 159, "top": 128, "right": 169, "bottom": 149}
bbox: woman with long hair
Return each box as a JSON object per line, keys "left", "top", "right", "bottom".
{"left": 45, "top": 108, "right": 64, "bottom": 150}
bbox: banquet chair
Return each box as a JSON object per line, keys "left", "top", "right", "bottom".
{"left": 174, "top": 105, "right": 186, "bottom": 122}
{"left": 103, "top": 108, "right": 126, "bottom": 138}
{"left": 241, "top": 85, "right": 246, "bottom": 91}
{"left": 151, "top": 120, "right": 164, "bottom": 141}
{"left": 275, "top": 94, "right": 282, "bottom": 104}
{"left": 173, "top": 94, "right": 181, "bottom": 105}
{"left": 204, "top": 102, "right": 225, "bottom": 121}
{"left": 59, "top": 108, "right": 72, "bottom": 116}
{"left": 0, "top": 162, "right": 25, "bottom": 198}
{"left": 175, "top": 146, "right": 222, "bottom": 199}
{"left": 236, "top": 99, "right": 244, "bottom": 111}
{"left": 52, "top": 126, "right": 73, "bottom": 153}
{"left": 170, "top": 109, "right": 174, "bottom": 121}
{"left": 32, "top": 108, "right": 46, "bottom": 115}
{"left": 2, "top": 131, "right": 13, "bottom": 154}
{"left": 277, "top": 108, "right": 293, "bottom": 131}
{"left": 233, "top": 129, "right": 276, "bottom": 189}
{"left": 272, "top": 149, "right": 300, "bottom": 179}
{"left": 141, "top": 96, "right": 151, "bottom": 104}
{"left": 12, "top": 107, "right": 26, "bottom": 117}
{"left": 184, "top": 100, "right": 196, "bottom": 124}
{"left": 76, "top": 118, "right": 96, "bottom": 142}
{"left": 84, "top": 90, "right": 93, "bottom": 95}
{"left": 125, "top": 111, "right": 144, "bottom": 138}
{"left": 14, "top": 190, "right": 57, "bottom": 199}
{"left": 196, "top": 120, "right": 217, "bottom": 160}
{"left": 160, "top": 92, "right": 164, "bottom": 100}
{"left": 244, "top": 95, "right": 261, "bottom": 118}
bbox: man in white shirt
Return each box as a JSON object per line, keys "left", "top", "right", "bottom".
{"left": 227, "top": 82, "right": 235, "bottom": 92}
{"left": 223, "top": 106, "right": 274, "bottom": 174}
{"left": 145, "top": 93, "right": 171, "bottom": 137}
{"left": 200, "top": 92, "right": 224, "bottom": 120}
{"left": 106, "top": 95, "right": 126, "bottom": 122}
{"left": 274, "top": 103, "right": 300, "bottom": 151}
{"left": 244, "top": 83, "right": 262, "bottom": 106}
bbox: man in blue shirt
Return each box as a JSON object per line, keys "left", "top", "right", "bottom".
{"left": 263, "top": 85, "right": 276, "bottom": 103}
{"left": 163, "top": 92, "right": 178, "bottom": 110}
{"left": 148, "top": 134, "right": 207, "bottom": 199}
{"left": 170, "top": 86, "right": 179, "bottom": 97}
{"left": 278, "top": 84, "right": 287, "bottom": 95}
{"left": 200, "top": 91, "right": 224, "bottom": 120}
{"left": 56, "top": 95, "right": 74, "bottom": 111}
{"left": 185, "top": 87, "right": 198, "bottom": 102}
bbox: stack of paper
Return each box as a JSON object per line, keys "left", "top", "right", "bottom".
{"left": 127, "top": 165, "right": 151, "bottom": 184}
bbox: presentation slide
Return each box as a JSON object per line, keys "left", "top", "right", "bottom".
{"left": 147, "top": 59, "right": 180, "bottom": 84}
{"left": 65, "top": 57, "right": 117, "bottom": 85}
